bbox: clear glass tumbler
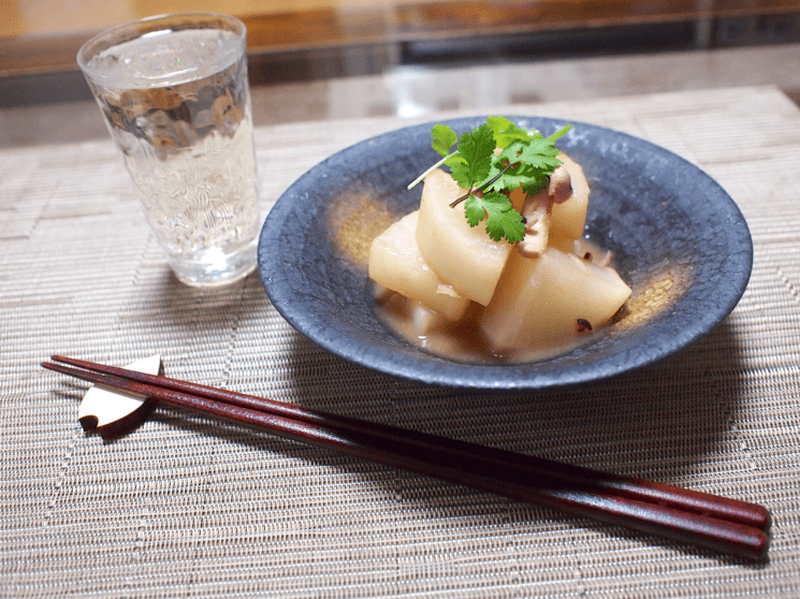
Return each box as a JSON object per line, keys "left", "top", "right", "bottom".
{"left": 78, "top": 13, "right": 260, "bottom": 287}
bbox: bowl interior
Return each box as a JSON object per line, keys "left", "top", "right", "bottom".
{"left": 258, "top": 116, "right": 752, "bottom": 390}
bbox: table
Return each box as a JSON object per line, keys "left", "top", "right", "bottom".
{"left": 2, "top": 85, "right": 799, "bottom": 597}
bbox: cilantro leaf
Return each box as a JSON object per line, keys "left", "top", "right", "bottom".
{"left": 431, "top": 125, "right": 457, "bottom": 157}
{"left": 511, "top": 136, "right": 562, "bottom": 167}
{"left": 483, "top": 136, "right": 564, "bottom": 194}
{"left": 406, "top": 125, "right": 459, "bottom": 190}
{"left": 483, "top": 162, "right": 548, "bottom": 195}
{"left": 410, "top": 118, "right": 572, "bottom": 243}
{"left": 487, "top": 116, "right": 536, "bottom": 147}
{"left": 447, "top": 124, "right": 496, "bottom": 190}
{"left": 463, "top": 191, "right": 527, "bottom": 243}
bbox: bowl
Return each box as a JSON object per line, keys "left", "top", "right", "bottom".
{"left": 257, "top": 116, "right": 752, "bottom": 390}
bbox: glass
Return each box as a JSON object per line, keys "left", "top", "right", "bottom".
{"left": 78, "top": 13, "right": 260, "bottom": 287}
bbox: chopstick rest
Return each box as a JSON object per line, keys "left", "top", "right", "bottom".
{"left": 43, "top": 356, "right": 771, "bottom": 561}
{"left": 77, "top": 355, "right": 162, "bottom": 435}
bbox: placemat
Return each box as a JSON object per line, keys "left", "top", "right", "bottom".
{"left": 2, "top": 85, "right": 799, "bottom": 597}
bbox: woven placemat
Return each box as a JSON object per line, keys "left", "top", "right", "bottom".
{"left": 2, "top": 85, "right": 799, "bottom": 597}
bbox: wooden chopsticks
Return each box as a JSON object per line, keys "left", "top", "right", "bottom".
{"left": 42, "top": 355, "right": 771, "bottom": 561}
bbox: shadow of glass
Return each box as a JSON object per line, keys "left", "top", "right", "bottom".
{"left": 104, "top": 265, "right": 269, "bottom": 379}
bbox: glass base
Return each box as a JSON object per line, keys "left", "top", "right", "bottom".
{"left": 168, "top": 243, "right": 257, "bottom": 287}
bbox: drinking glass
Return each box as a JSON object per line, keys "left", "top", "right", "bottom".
{"left": 78, "top": 13, "right": 260, "bottom": 287}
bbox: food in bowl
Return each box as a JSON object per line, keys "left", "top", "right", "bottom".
{"left": 368, "top": 117, "right": 631, "bottom": 363}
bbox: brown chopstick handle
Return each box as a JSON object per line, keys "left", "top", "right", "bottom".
{"left": 162, "top": 388, "right": 770, "bottom": 561}
{"left": 43, "top": 360, "right": 770, "bottom": 560}
{"left": 48, "top": 356, "right": 772, "bottom": 533}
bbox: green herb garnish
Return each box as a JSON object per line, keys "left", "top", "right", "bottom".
{"left": 408, "top": 117, "right": 571, "bottom": 243}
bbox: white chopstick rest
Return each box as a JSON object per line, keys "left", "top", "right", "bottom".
{"left": 78, "top": 355, "right": 162, "bottom": 430}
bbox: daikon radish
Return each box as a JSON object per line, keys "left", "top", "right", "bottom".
{"left": 415, "top": 169, "right": 513, "bottom": 306}
{"left": 481, "top": 247, "right": 631, "bottom": 352}
{"left": 369, "top": 210, "right": 470, "bottom": 321}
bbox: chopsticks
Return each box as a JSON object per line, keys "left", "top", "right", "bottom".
{"left": 43, "top": 355, "right": 771, "bottom": 561}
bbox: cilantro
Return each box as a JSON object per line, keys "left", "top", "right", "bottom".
{"left": 464, "top": 191, "right": 527, "bottom": 243}
{"left": 447, "top": 124, "right": 495, "bottom": 191}
{"left": 431, "top": 124, "right": 457, "bottom": 156}
{"left": 486, "top": 116, "right": 534, "bottom": 146}
{"left": 409, "top": 118, "right": 572, "bottom": 244}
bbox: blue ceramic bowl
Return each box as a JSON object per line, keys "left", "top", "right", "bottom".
{"left": 258, "top": 117, "right": 752, "bottom": 390}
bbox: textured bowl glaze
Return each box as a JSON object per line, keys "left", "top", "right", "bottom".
{"left": 258, "top": 117, "right": 753, "bottom": 390}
